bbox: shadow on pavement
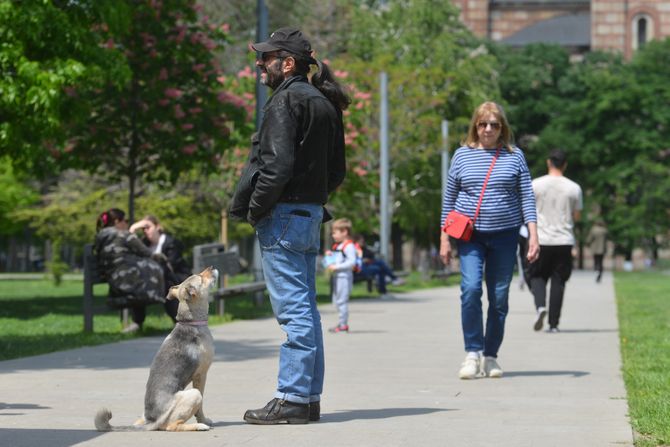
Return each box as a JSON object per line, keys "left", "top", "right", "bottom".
{"left": 504, "top": 370, "right": 589, "bottom": 378}
{"left": 553, "top": 328, "right": 618, "bottom": 333}
{"left": 340, "top": 330, "right": 389, "bottom": 335}
{"left": 0, "top": 402, "right": 51, "bottom": 416}
{"left": 214, "top": 338, "right": 278, "bottom": 362}
{"left": 209, "top": 408, "right": 454, "bottom": 426}
{"left": 0, "top": 337, "right": 279, "bottom": 372}
{"left": 0, "top": 428, "right": 103, "bottom": 447}
{"left": 320, "top": 407, "right": 453, "bottom": 423}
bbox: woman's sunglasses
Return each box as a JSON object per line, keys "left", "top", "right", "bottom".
{"left": 477, "top": 121, "right": 501, "bottom": 130}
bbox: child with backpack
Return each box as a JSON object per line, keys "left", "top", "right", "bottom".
{"left": 325, "top": 218, "right": 362, "bottom": 333}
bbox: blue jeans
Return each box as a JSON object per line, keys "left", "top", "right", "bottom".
{"left": 255, "top": 203, "right": 324, "bottom": 405}
{"left": 457, "top": 227, "right": 519, "bottom": 358}
{"left": 359, "top": 260, "right": 395, "bottom": 293}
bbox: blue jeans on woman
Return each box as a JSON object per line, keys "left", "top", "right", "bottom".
{"left": 255, "top": 203, "right": 324, "bottom": 405}
{"left": 457, "top": 227, "right": 519, "bottom": 358}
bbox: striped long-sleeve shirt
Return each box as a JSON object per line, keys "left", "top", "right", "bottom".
{"left": 440, "top": 146, "right": 537, "bottom": 232}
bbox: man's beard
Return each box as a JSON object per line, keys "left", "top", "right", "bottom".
{"left": 261, "top": 61, "right": 285, "bottom": 90}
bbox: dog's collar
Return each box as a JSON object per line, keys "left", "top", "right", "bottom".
{"left": 176, "top": 320, "right": 209, "bottom": 327}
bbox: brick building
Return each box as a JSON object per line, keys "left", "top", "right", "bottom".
{"left": 453, "top": 0, "right": 670, "bottom": 58}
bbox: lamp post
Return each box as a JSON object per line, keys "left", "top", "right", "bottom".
{"left": 378, "top": 0, "right": 391, "bottom": 262}
{"left": 379, "top": 72, "right": 390, "bottom": 262}
{"left": 251, "top": 0, "right": 268, "bottom": 305}
{"left": 441, "top": 119, "right": 450, "bottom": 197}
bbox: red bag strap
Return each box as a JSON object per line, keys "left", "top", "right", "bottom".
{"left": 473, "top": 148, "right": 501, "bottom": 223}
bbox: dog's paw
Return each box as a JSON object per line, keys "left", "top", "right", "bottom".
{"left": 197, "top": 416, "right": 213, "bottom": 426}
{"left": 195, "top": 423, "right": 211, "bottom": 431}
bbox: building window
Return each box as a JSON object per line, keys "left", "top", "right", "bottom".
{"left": 637, "top": 18, "right": 647, "bottom": 47}
{"left": 632, "top": 14, "right": 654, "bottom": 52}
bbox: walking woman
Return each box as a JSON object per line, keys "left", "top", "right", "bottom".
{"left": 440, "top": 101, "right": 539, "bottom": 379}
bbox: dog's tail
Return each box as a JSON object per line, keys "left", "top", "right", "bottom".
{"left": 94, "top": 408, "right": 147, "bottom": 432}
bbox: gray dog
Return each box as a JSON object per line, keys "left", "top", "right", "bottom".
{"left": 95, "top": 267, "right": 218, "bottom": 431}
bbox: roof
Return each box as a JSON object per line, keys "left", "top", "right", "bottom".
{"left": 502, "top": 12, "right": 591, "bottom": 46}
{"left": 493, "top": 0, "right": 589, "bottom": 5}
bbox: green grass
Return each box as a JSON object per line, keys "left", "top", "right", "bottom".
{"left": 615, "top": 270, "right": 670, "bottom": 447}
{"left": 0, "top": 271, "right": 458, "bottom": 361}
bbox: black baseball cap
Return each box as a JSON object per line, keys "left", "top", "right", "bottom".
{"left": 251, "top": 27, "right": 317, "bottom": 64}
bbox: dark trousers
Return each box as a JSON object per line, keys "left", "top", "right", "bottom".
{"left": 529, "top": 245, "right": 573, "bottom": 329}
{"left": 518, "top": 236, "right": 531, "bottom": 289}
{"left": 594, "top": 254, "right": 604, "bottom": 282}
{"left": 130, "top": 298, "right": 179, "bottom": 325}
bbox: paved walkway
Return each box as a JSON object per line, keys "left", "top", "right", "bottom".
{"left": 0, "top": 270, "right": 632, "bottom": 447}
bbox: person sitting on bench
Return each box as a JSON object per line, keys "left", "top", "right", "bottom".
{"left": 130, "top": 214, "right": 191, "bottom": 321}
{"left": 94, "top": 208, "right": 173, "bottom": 333}
{"left": 354, "top": 235, "right": 404, "bottom": 296}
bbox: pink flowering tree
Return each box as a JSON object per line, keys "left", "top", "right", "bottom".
{"left": 55, "top": 1, "right": 247, "bottom": 221}
{"left": 206, "top": 63, "right": 257, "bottom": 204}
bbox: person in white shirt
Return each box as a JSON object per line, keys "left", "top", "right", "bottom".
{"left": 530, "top": 149, "right": 583, "bottom": 332}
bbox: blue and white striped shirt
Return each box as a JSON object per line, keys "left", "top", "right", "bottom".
{"left": 440, "top": 146, "right": 537, "bottom": 232}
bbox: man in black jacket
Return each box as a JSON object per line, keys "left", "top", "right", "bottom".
{"left": 229, "top": 27, "right": 349, "bottom": 424}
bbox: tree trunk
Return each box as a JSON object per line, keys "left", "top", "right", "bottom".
{"left": 128, "top": 167, "right": 136, "bottom": 224}
{"left": 127, "top": 76, "right": 140, "bottom": 224}
{"left": 650, "top": 236, "right": 659, "bottom": 261}
{"left": 391, "top": 222, "right": 403, "bottom": 271}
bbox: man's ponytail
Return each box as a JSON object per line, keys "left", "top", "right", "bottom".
{"left": 311, "top": 60, "right": 351, "bottom": 112}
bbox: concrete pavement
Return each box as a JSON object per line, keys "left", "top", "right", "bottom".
{"left": 0, "top": 270, "right": 632, "bottom": 446}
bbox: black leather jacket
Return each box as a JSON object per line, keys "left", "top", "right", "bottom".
{"left": 229, "top": 75, "right": 346, "bottom": 226}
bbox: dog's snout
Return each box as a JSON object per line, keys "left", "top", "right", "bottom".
{"left": 201, "top": 266, "right": 219, "bottom": 290}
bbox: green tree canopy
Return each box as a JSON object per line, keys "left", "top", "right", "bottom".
{"left": 0, "top": 157, "right": 38, "bottom": 235}
{"left": 0, "top": 1, "right": 128, "bottom": 172}
{"left": 330, "top": 0, "right": 501, "bottom": 246}
{"left": 534, "top": 40, "right": 670, "bottom": 258}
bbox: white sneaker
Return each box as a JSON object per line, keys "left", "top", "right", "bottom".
{"left": 121, "top": 322, "right": 141, "bottom": 334}
{"left": 458, "top": 353, "right": 482, "bottom": 379}
{"left": 482, "top": 356, "right": 503, "bottom": 378}
{"left": 533, "top": 307, "right": 547, "bottom": 331}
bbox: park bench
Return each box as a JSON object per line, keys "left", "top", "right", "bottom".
{"left": 353, "top": 272, "right": 375, "bottom": 293}
{"left": 82, "top": 242, "right": 266, "bottom": 332}
{"left": 82, "top": 243, "right": 134, "bottom": 332}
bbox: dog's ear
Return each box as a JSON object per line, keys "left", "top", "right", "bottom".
{"left": 185, "top": 285, "right": 198, "bottom": 302}
{"left": 166, "top": 285, "right": 180, "bottom": 301}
